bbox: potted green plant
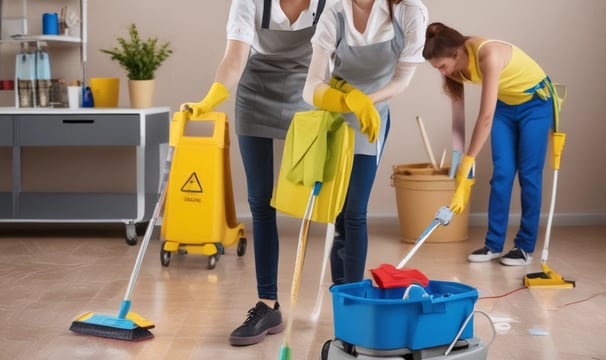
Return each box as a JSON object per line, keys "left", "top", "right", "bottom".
{"left": 100, "top": 23, "right": 173, "bottom": 108}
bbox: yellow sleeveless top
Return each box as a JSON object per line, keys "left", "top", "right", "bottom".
{"left": 463, "top": 39, "right": 547, "bottom": 105}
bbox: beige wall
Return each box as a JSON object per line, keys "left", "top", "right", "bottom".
{"left": 2, "top": 0, "right": 605, "bottom": 225}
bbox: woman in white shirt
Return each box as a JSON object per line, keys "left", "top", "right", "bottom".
{"left": 303, "top": 0, "right": 428, "bottom": 285}
{"left": 183, "top": 0, "right": 328, "bottom": 347}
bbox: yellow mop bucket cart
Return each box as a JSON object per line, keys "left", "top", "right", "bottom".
{"left": 160, "top": 111, "right": 246, "bottom": 269}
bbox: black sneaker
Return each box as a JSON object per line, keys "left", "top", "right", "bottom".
{"left": 467, "top": 246, "right": 501, "bottom": 262}
{"left": 499, "top": 247, "right": 532, "bottom": 266}
{"left": 229, "top": 301, "right": 285, "bottom": 346}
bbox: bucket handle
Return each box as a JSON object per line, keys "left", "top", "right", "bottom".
{"left": 443, "top": 310, "right": 496, "bottom": 356}
{"left": 390, "top": 165, "right": 398, "bottom": 187}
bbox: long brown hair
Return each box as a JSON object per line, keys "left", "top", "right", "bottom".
{"left": 423, "top": 22, "right": 469, "bottom": 100}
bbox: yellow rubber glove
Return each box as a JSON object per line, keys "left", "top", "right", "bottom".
{"left": 313, "top": 85, "right": 351, "bottom": 113}
{"left": 454, "top": 155, "right": 475, "bottom": 187}
{"left": 450, "top": 154, "right": 475, "bottom": 215}
{"left": 182, "top": 82, "right": 229, "bottom": 118}
{"left": 449, "top": 177, "right": 475, "bottom": 215}
{"left": 329, "top": 77, "right": 355, "bottom": 93}
{"left": 344, "top": 89, "right": 380, "bottom": 143}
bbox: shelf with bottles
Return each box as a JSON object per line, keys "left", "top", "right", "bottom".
{"left": 1, "top": 0, "right": 84, "bottom": 45}
{"left": 1, "top": 34, "right": 80, "bottom": 45}
{"left": 0, "top": 0, "right": 87, "bottom": 108}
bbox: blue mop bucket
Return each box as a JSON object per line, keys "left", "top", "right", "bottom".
{"left": 330, "top": 279, "right": 478, "bottom": 350}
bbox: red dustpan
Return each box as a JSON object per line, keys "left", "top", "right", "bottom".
{"left": 371, "top": 206, "right": 453, "bottom": 288}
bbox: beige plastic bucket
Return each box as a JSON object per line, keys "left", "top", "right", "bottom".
{"left": 392, "top": 163, "right": 469, "bottom": 243}
{"left": 89, "top": 77, "right": 119, "bottom": 107}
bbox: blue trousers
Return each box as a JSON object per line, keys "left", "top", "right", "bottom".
{"left": 330, "top": 154, "right": 379, "bottom": 284}
{"left": 238, "top": 135, "right": 280, "bottom": 300}
{"left": 485, "top": 95, "right": 553, "bottom": 253}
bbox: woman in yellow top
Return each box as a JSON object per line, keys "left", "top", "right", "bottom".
{"left": 423, "top": 22, "right": 558, "bottom": 266}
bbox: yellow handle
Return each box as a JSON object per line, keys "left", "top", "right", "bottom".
{"left": 169, "top": 110, "right": 189, "bottom": 147}
{"left": 552, "top": 131, "right": 565, "bottom": 170}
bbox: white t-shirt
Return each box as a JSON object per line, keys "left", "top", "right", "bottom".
{"left": 227, "top": 0, "right": 331, "bottom": 54}
{"left": 312, "top": 0, "right": 428, "bottom": 63}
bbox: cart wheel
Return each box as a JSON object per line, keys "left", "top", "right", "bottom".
{"left": 207, "top": 254, "right": 218, "bottom": 270}
{"left": 320, "top": 340, "right": 332, "bottom": 360}
{"left": 125, "top": 223, "right": 138, "bottom": 246}
{"left": 160, "top": 242, "right": 171, "bottom": 267}
{"left": 237, "top": 238, "right": 247, "bottom": 257}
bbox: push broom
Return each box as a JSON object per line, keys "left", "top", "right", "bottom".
{"left": 524, "top": 83, "right": 574, "bottom": 288}
{"left": 69, "top": 110, "right": 186, "bottom": 340}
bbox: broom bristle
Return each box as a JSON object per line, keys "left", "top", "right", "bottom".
{"left": 70, "top": 320, "right": 154, "bottom": 341}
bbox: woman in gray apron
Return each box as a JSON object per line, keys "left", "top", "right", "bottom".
{"left": 303, "top": 0, "right": 428, "bottom": 285}
{"left": 183, "top": 0, "right": 326, "bottom": 347}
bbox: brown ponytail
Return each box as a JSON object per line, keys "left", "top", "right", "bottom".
{"left": 423, "top": 22, "right": 469, "bottom": 100}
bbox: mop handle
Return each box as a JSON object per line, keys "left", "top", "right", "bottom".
{"left": 396, "top": 219, "right": 440, "bottom": 269}
{"left": 123, "top": 146, "right": 174, "bottom": 303}
{"left": 542, "top": 132, "right": 565, "bottom": 263}
{"left": 310, "top": 222, "right": 335, "bottom": 322}
{"left": 284, "top": 182, "right": 322, "bottom": 347}
{"left": 541, "top": 169, "right": 558, "bottom": 263}
{"left": 416, "top": 116, "right": 438, "bottom": 170}
{"left": 396, "top": 206, "right": 452, "bottom": 269}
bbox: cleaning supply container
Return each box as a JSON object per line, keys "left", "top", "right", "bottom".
{"left": 89, "top": 77, "right": 119, "bottom": 107}
{"left": 330, "top": 279, "right": 478, "bottom": 351}
{"left": 160, "top": 111, "right": 246, "bottom": 269}
{"left": 392, "top": 163, "right": 469, "bottom": 243}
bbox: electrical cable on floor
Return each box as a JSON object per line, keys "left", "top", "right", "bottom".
{"left": 478, "top": 286, "right": 527, "bottom": 300}
{"left": 549, "top": 291, "right": 606, "bottom": 310}
{"left": 478, "top": 287, "right": 606, "bottom": 310}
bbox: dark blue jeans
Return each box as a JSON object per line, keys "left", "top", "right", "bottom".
{"left": 330, "top": 154, "right": 380, "bottom": 284}
{"left": 485, "top": 95, "right": 553, "bottom": 253}
{"left": 330, "top": 113, "right": 390, "bottom": 285}
{"left": 238, "top": 135, "right": 279, "bottom": 300}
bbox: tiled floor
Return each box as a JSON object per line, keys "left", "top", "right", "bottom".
{"left": 1, "top": 219, "right": 605, "bottom": 360}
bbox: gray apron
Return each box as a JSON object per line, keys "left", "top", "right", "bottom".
{"left": 332, "top": 12, "right": 405, "bottom": 155}
{"left": 235, "top": 23, "right": 316, "bottom": 139}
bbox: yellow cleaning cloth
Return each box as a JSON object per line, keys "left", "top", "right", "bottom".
{"left": 286, "top": 111, "right": 329, "bottom": 186}
{"left": 272, "top": 110, "right": 354, "bottom": 223}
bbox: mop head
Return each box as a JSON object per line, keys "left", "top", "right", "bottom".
{"left": 524, "top": 263, "right": 575, "bottom": 289}
{"left": 70, "top": 312, "right": 154, "bottom": 341}
{"left": 370, "top": 264, "right": 429, "bottom": 289}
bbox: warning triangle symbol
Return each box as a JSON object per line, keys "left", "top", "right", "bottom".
{"left": 181, "top": 172, "right": 203, "bottom": 193}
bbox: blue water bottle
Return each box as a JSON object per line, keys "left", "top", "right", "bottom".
{"left": 42, "top": 13, "right": 60, "bottom": 35}
{"left": 82, "top": 86, "right": 94, "bottom": 107}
